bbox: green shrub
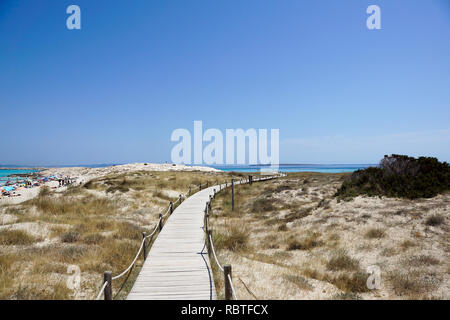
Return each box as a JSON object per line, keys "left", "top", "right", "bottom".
{"left": 335, "top": 155, "right": 450, "bottom": 199}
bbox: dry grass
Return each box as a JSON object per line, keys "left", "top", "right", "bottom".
{"left": 283, "top": 274, "right": 313, "bottom": 291}
{"left": 213, "top": 222, "right": 250, "bottom": 252}
{"left": 388, "top": 271, "right": 439, "bottom": 297}
{"left": 0, "top": 170, "right": 242, "bottom": 299}
{"left": 326, "top": 250, "right": 359, "bottom": 271}
{"left": 0, "top": 229, "right": 38, "bottom": 245}
{"left": 209, "top": 172, "right": 449, "bottom": 300}
{"left": 406, "top": 255, "right": 440, "bottom": 267}
{"left": 364, "top": 228, "right": 386, "bottom": 239}
{"left": 332, "top": 272, "right": 370, "bottom": 293}
{"left": 287, "top": 232, "right": 323, "bottom": 251}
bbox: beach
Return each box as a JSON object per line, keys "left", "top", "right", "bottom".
{"left": 0, "top": 163, "right": 220, "bottom": 205}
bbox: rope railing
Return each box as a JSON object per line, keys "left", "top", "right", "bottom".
{"left": 208, "top": 233, "right": 224, "bottom": 272}
{"left": 112, "top": 239, "right": 145, "bottom": 280}
{"left": 95, "top": 281, "right": 108, "bottom": 300}
{"left": 227, "top": 274, "right": 237, "bottom": 300}
{"left": 204, "top": 173, "right": 283, "bottom": 300}
{"left": 95, "top": 173, "right": 283, "bottom": 300}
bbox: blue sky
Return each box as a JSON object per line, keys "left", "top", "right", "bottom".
{"left": 0, "top": 0, "right": 449, "bottom": 166}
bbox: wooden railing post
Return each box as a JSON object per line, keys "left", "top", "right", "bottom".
{"left": 179, "top": 194, "right": 182, "bottom": 204}
{"left": 231, "top": 179, "right": 234, "bottom": 211}
{"left": 188, "top": 186, "right": 191, "bottom": 196}
{"left": 224, "top": 265, "right": 232, "bottom": 300}
{"left": 207, "top": 229, "right": 212, "bottom": 250}
{"left": 205, "top": 205, "right": 210, "bottom": 232}
{"left": 170, "top": 201, "right": 173, "bottom": 214}
{"left": 142, "top": 232, "right": 147, "bottom": 260}
{"left": 249, "top": 175, "right": 252, "bottom": 185}
{"left": 200, "top": 183, "right": 202, "bottom": 190}
{"left": 159, "top": 214, "right": 163, "bottom": 231}
{"left": 213, "top": 188, "right": 216, "bottom": 198}
{"left": 104, "top": 271, "right": 112, "bottom": 300}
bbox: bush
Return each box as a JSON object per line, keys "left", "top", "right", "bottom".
{"left": 335, "top": 155, "right": 450, "bottom": 199}
{"left": 60, "top": 231, "right": 80, "bottom": 243}
{"left": 326, "top": 250, "right": 359, "bottom": 271}
{"left": 365, "top": 228, "right": 386, "bottom": 239}
{"left": 425, "top": 215, "right": 444, "bottom": 226}
{"left": 0, "top": 229, "right": 37, "bottom": 245}
{"left": 252, "top": 198, "right": 275, "bottom": 213}
{"left": 287, "top": 233, "right": 322, "bottom": 251}
{"left": 213, "top": 223, "right": 249, "bottom": 252}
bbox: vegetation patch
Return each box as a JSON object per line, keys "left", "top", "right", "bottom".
{"left": 425, "top": 215, "right": 444, "bottom": 226}
{"left": 283, "top": 274, "right": 313, "bottom": 291}
{"left": 326, "top": 250, "right": 359, "bottom": 271}
{"left": 213, "top": 223, "right": 249, "bottom": 252}
{"left": 364, "top": 228, "right": 386, "bottom": 239}
{"left": 335, "top": 155, "right": 450, "bottom": 199}
{"left": 0, "top": 229, "right": 38, "bottom": 245}
{"left": 287, "top": 232, "right": 323, "bottom": 251}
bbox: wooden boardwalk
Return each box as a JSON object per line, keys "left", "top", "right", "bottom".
{"left": 127, "top": 186, "right": 219, "bottom": 300}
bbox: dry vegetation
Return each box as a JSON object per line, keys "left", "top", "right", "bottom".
{"left": 209, "top": 172, "right": 449, "bottom": 300}
{"left": 0, "top": 170, "right": 244, "bottom": 300}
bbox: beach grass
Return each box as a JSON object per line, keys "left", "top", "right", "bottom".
{"left": 0, "top": 170, "right": 245, "bottom": 299}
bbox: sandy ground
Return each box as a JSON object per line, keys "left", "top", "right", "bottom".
{"left": 210, "top": 173, "right": 449, "bottom": 300}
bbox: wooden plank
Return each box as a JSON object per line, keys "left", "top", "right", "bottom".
{"left": 127, "top": 186, "right": 218, "bottom": 300}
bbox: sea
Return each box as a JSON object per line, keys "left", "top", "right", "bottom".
{"left": 0, "top": 164, "right": 375, "bottom": 186}
{"left": 209, "top": 164, "right": 374, "bottom": 173}
{"left": 0, "top": 169, "right": 39, "bottom": 186}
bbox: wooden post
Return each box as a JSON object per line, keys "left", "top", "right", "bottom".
{"left": 200, "top": 183, "right": 202, "bottom": 190}
{"left": 179, "top": 194, "right": 182, "bottom": 203}
{"left": 224, "top": 265, "right": 232, "bottom": 300}
{"left": 104, "top": 271, "right": 112, "bottom": 300}
{"left": 231, "top": 179, "right": 235, "bottom": 211}
{"left": 205, "top": 207, "right": 210, "bottom": 232}
{"left": 170, "top": 201, "right": 173, "bottom": 214}
{"left": 249, "top": 175, "right": 252, "bottom": 185}
{"left": 213, "top": 188, "right": 216, "bottom": 198}
{"left": 142, "top": 232, "right": 147, "bottom": 260}
{"left": 208, "top": 197, "right": 212, "bottom": 211}
{"left": 159, "top": 214, "right": 163, "bottom": 231}
{"left": 188, "top": 186, "right": 191, "bottom": 196}
{"left": 207, "top": 229, "right": 212, "bottom": 251}
{"left": 206, "top": 181, "right": 209, "bottom": 188}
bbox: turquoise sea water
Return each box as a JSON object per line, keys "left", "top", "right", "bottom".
{"left": 209, "top": 164, "right": 374, "bottom": 173}
{"left": 0, "top": 169, "right": 39, "bottom": 186}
